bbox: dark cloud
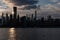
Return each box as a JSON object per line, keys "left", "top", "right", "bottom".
{"left": 13, "top": 0, "right": 38, "bottom": 6}
{"left": 3, "top": 0, "right": 38, "bottom": 10}
{"left": 24, "top": 5, "right": 37, "bottom": 9}
{"left": 18, "top": 5, "right": 37, "bottom": 10}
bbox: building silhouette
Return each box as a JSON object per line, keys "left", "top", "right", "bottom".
{"left": 31, "top": 14, "right": 34, "bottom": 21}
{"left": 1, "top": 13, "right": 5, "bottom": 24}
{"left": 10, "top": 14, "right": 13, "bottom": 22}
{"left": 34, "top": 10, "right": 37, "bottom": 20}
{"left": 17, "top": 14, "right": 20, "bottom": 22}
{"left": 6, "top": 13, "right": 9, "bottom": 23}
{"left": 13, "top": 7, "right": 17, "bottom": 20}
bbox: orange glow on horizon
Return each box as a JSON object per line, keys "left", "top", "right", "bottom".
{"left": 3, "top": 0, "right": 14, "bottom": 8}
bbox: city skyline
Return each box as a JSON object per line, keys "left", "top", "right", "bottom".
{"left": 0, "top": 6, "right": 60, "bottom": 27}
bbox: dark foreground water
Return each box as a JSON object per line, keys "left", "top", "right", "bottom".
{"left": 0, "top": 28, "right": 60, "bottom": 40}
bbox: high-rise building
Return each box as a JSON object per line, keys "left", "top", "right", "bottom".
{"left": 34, "top": 10, "right": 37, "bottom": 20}
{"left": 1, "top": 13, "right": 5, "bottom": 24}
{"left": 10, "top": 14, "right": 12, "bottom": 20}
{"left": 31, "top": 14, "right": 34, "bottom": 21}
{"left": 41, "top": 17, "right": 44, "bottom": 22}
{"left": 13, "top": 7, "right": 17, "bottom": 20}
{"left": 26, "top": 14, "right": 28, "bottom": 20}
{"left": 6, "top": 13, "right": 9, "bottom": 23}
{"left": 17, "top": 14, "right": 20, "bottom": 22}
{"left": 47, "top": 15, "right": 52, "bottom": 20}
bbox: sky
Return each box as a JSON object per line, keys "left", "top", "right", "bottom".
{"left": 1, "top": 0, "right": 60, "bottom": 9}
{"left": 0, "top": 0, "right": 60, "bottom": 18}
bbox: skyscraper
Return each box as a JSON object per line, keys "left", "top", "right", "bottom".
{"left": 47, "top": 15, "right": 52, "bottom": 20}
{"left": 10, "top": 14, "right": 13, "bottom": 21}
{"left": 31, "top": 14, "right": 34, "bottom": 21}
{"left": 1, "top": 13, "right": 5, "bottom": 24}
{"left": 6, "top": 13, "right": 9, "bottom": 23}
{"left": 34, "top": 10, "right": 37, "bottom": 20}
{"left": 13, "top": 7, "right": 17, "bottom": 20}
{"left": 17, "top": 14, "right": 20, "bottom": 22}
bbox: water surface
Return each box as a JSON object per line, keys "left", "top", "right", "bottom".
{"left": 0, "top": 28, "right": 60, "bottom": 40}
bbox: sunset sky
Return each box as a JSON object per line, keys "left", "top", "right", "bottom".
{"left": 0, "top": 0, "right": 60, "bottom": 18}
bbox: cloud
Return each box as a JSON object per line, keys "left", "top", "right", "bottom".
{"left": 38, "top": 0, "right": 60, "bottom": 6}
{"left": 3, "top": 0, "right": 38, "bottom": 10}
{"left": 34, "top": 2, "right": 60, "bottom": 18}
{"left": 16, "top": 2, "right": 60, "bottom": 18}
{"left": 40, "top": 3, "right": 60, "bottom": 11}
{"left": 18, "top": 5, "right": 37, "bottom": 10}
{"left": 50, "top": 0, "right": 58, "bottom": 2}
{"left": 2, "top": 0, "right": 60, "bottom": 18}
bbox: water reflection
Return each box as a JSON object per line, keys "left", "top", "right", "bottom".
{"left": 8, "top": 28, "right": 16, "bottom": 40}
{"left": 7, "top": 28, "right": 60, "bottom": 40}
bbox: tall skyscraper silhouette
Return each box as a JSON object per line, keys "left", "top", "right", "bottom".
{"left": 34, "top": 10, "right": 37, "bottom": 20}
{"left": 31, "top": 14, "right": 34, "bottom": 21}
{"left": 1, "top": 13, "right": 5, "bottom": 24}
{"left": 10, "top": 14, "right": 13, "bottom": 21}
{"left": 47, "top": 15, "right": 52, "bottom": 20}
{"left": 17, "top": 14, "right": 20, "bottom": 22}
{"left": 6, "top": 13, "right": 9, "bottom": 23}
{"left": 13, "top": 7, "right": 17, "bottom": 20}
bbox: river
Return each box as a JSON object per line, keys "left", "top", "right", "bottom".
{"left": 0, "top": 28, "right": 60, "bottom": 40}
